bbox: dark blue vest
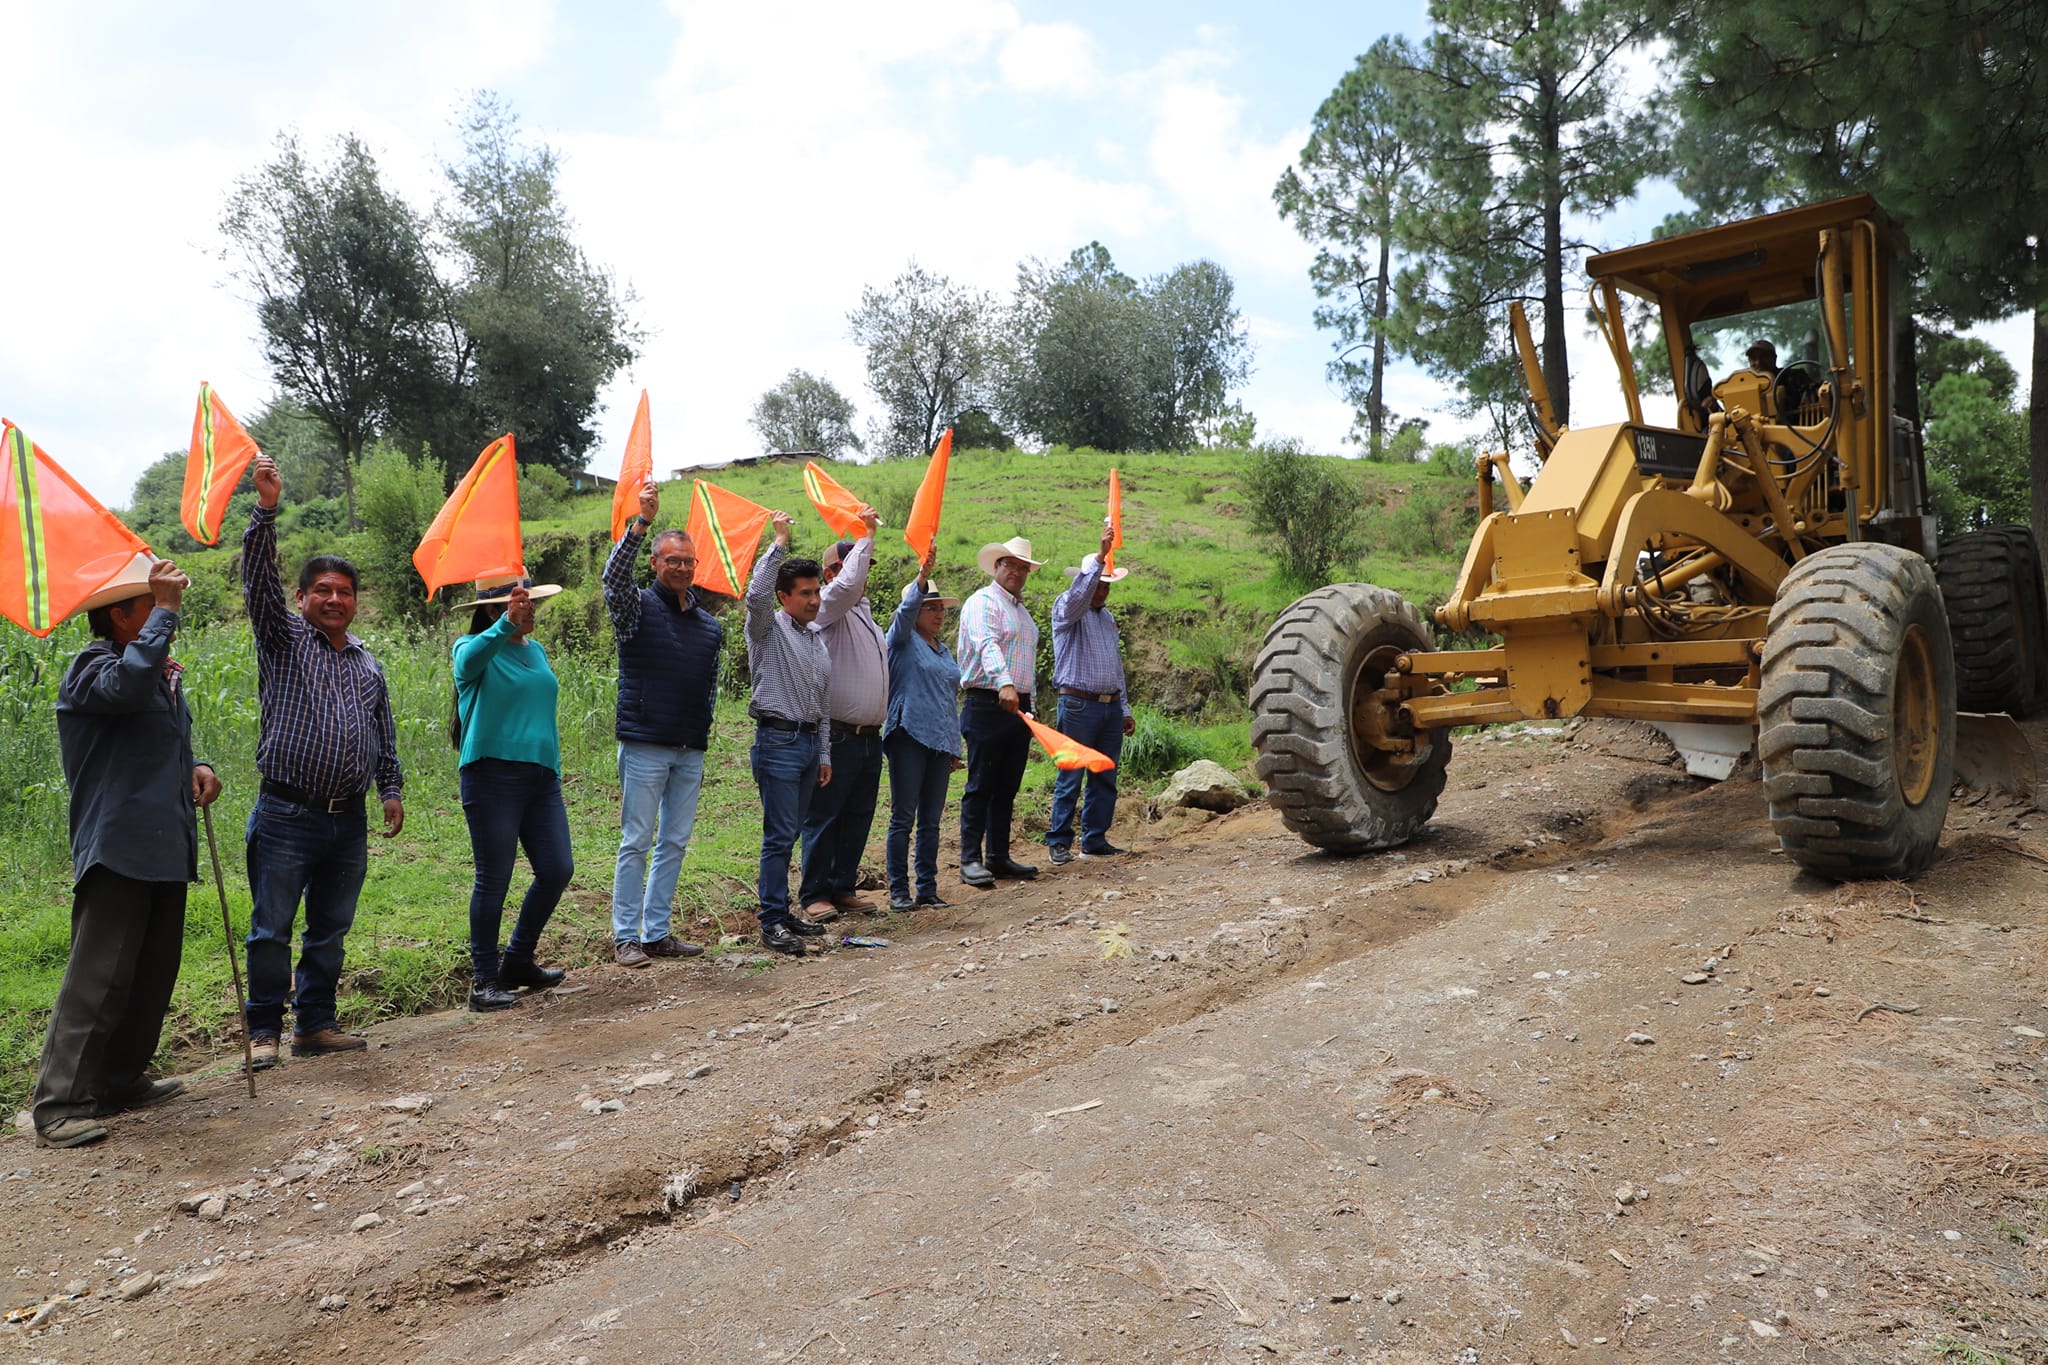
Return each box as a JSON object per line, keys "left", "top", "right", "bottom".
{"left": 616, "top": 584, "right": 722, "bottom": 749}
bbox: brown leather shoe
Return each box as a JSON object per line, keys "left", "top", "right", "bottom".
{"left": 292, "top": 1027, "right": 366, "bottom": 1057}
{"left": 249, "top": 1033, "right": 280, "bottom": 1071}
{"left": 830, "top": 893, "right": 876, "bottom": 912}
{"left": 615, "top": 940, "right": 651, "bottom": 968}
{"left": 798, "top": 901, "right": 841, "bottom": 924}
{"left": 642, "top": 935, "right": 704, "bottom": 958}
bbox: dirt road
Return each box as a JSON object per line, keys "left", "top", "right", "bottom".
{"left": 7, "top": 722, "right": 2046, "bottom": 1363}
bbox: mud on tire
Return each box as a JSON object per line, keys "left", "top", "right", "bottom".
{"left": 1759, "top": 544, "right": 1955, "bottom": 880}
{"left": 1937, "top": 524, "right": 2048, "bottom": 716}
{"left": 1251, "top": 584, "right": 1451, "bottom": 853}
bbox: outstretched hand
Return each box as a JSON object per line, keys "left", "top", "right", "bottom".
{"left": 505, "top": 585, "right": 536, "bottom": 637}
{"left": 857, "top": 503, "right": 880, "bottom": 536}
{"left": 918, "top": 542, "right": 937, "bottom": 586}
{"left": 252, "top": 454, "right": 281, "bottom": 509}
{"left": 638, "top": 481, "right": 659, "bottom": 522}
{"left": 1098, "top": 518, "right": 1116, "bottom": 563}
{"left": 771, "top": 510, "right": 795, "bottom": 546}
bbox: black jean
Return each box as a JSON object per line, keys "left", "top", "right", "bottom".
{"left": 459, "top": 758, "right": 573, "bottom": 983}
{"left": 959, "top": 691, "right": 1031, "bottom": 865}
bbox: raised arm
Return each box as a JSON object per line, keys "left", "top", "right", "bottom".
{"left": 242, "top": 454, "right": 293, "bottom": 653}
{"left": 602, "top": 525, "right": 647, "bottom": 639}
{"left": 887, "top": 578, "right": 926, "bottom": 650}
{"left": 816, "top": 506, "right": 879, "bottom": 629}
{"left": 451, "top": 609, "right": 524, "bottom": 683}
{"left": 64, "top": 562, "right": 188, "bottom": 712}
{"left": 746, "top": 516, "right": 793, "bottom": 643}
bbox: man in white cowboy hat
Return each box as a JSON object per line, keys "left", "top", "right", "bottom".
{"left": 1046, "top": 520, "right": 1137, "bottom": 865}
{"left": 240, "top": 453, "right": 404, "bottom": 1068}
{"left": 954, "top": 534, "right": 1045, "bottom": 888}
{"left": 33, "top": 553, "right": 223, "bottom": 1148}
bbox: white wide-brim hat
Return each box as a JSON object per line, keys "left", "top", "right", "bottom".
{"left": 918, "top": 583, "right": 960, "bottom": 607}
{"left": 977, "top": 536, "right": 1045, "bottom": 577}
{"left": 1062, "top": 552, "right": 1129, "bottom": 584}
{"left": 69, "top": 552, "right": 157, "bottom": 617}
{"left": 454, "top": 571, "right": 565, "bottom": 610}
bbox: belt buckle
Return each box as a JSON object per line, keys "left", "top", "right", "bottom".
{"left": 324, "top": 794, "right": 351, "bottom": 814}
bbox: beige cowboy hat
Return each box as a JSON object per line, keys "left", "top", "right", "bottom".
{"left": 916, "top": 583, "right": 960, "bottom": 607}
{"left": 1062, "top": 552, "right": 1129, "bottom": 584}
{"left": 67, "top": 552, "right": 157, "bottom": 619}
{"left": 453, "top": 571, "right": 564, "bottom": 610}
{"left": 976, "top": 536, "right": 1045, "bottom": 578}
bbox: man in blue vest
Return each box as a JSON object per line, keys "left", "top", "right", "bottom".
{"left": 602, "top": 482, "right": 724, "bottom": 968}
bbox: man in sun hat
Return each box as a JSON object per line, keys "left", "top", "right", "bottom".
{"left": 602, "top": 481, "right": 722, "bottom": 968}
{"left": 797, "top": 504, "right": 888, "bottom": 924}
{"left": 240, "top": 453, "right": 404, "bottom": 1068}
{"left": 1046, "top": 519, "right": 1137, "bottom": 865}
{"left": 33, "top": 552, "right": 222, "bottom": 1148}
{"left": 955, "top": 534, "right": 1044, "bottom": 888}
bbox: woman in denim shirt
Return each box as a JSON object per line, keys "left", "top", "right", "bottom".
{"left": 883, "top": 547, "right": 963, "bottom": 910}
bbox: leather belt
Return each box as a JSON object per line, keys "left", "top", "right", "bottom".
{"left": 834, "top": 722, "right": 882, "bottom": 737}
{"left": 756, "top": 715, "right": 820, "bottom": 734}
{"left": 261, "top": 779, "right": 365, "bottom": 814}
{"left": 964, "top": 688, "right": 1031, "bottom": 710}
{"left": 1059, "top": 687, "right": 1122, "bottom": 704}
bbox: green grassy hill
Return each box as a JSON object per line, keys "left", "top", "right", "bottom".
{"left": 0, "top": 445, "right": 1477, "bottom": 1111}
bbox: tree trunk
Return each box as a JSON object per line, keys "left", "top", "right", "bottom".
{"left": 1538, "top": 63, "right": 1569, "bottom": 428}
{"left": 1370, "top": 233, "right": 1391, "bottom": 459}
{"left": 343, "top": 436, "right": 361, "bottom": 531}
{"left": 2031, "top": 304, "right": 2048, "bottom": 533}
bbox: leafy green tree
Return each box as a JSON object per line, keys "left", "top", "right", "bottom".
{"left": 1239, "top": 440, "right": 1367, "bottom": 585}
{"left": 848, "top": 263, "right": 996, "bottom": 458}
{"left": 415, "top": 95, "right": 640, "bottom": 477}
{"left": 749, "top": 369, "right": 864, "bottom": 457}
{"left": 997, "top": 244, "right": 1249, "bottom": 451}
{"left": 1274, "top": 37, "right": 1433, "bottom": 457}
{"left": 221, "top": 133, "right": 442, "bottom": 527}
{"left": 950, "top": 408, "right": 1013, "bottom": 450}
{"left": 1390, "top": 0, "right": 1666, "bottom": 431}
{"left": 1925, "top": 375, "right": 2029, "bottom": 531}
{"left": 353, "top": 443, "right": 449, "bottom": 623}
{"left": 1654, "top": 0, "right": 2047, "bottom": 521}
{"left": 246, "top": 396, "right": 346, "bottom": 500}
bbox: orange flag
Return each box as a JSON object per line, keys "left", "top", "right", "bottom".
{"left": 0, "top": 420, "right": 153, "bottom": 637}
{"left": 802, "top": 461, "right": 868, "bottom": 540}
{"left": 182, "top": 382, "right": 261, "bottom": 546}
{"left": 902, "top": 427, "right": 952, "bottom": 560}
{"left": 1105, "top": 466, "right": 1123, "bottom": 575}
{"left": 684, "top": 479, "right": 773, "bottom": 598}
{"left": 1021, "top": 712, "right": 1118, "bottom": 772}
{"left": 413, "top": 434, "right": 524, "bottom": 598}
{"left": 610, "top": 390, "right": 653, "bottom": 542}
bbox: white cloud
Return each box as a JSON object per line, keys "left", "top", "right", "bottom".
{"left": 998, "top": 23, "right": 1098, "bottom": 95}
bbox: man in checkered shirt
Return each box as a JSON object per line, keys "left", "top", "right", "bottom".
{"left": 239, "top": 454, "right": 405, "bottom": 1068}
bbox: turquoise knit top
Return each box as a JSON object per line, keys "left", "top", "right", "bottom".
{"left": 451, "top": 614, "right": 561, "bottom": 772}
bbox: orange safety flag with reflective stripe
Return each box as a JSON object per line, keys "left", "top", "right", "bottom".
{"left": 610, "top": 389, "right": 653, "bottom": 543}
{"left": 1105, "top": 466, "right": 1123, "bottom": 575}
{"left": 1021, "top": 712, "right": 1117, "bottom": 772}
{"left": 684, "top": 479, "right": 772, "bottom": 598}
{"left": 413, "top": 433, "right": 524, "bottom": 598}
{"left": 902, "top": 427, "right": 951, "bottom": 560}
{"left": 802, "top": 461, "right": 868, "bottom": 540}
{"left": 0, "top": 420, "right": 152, "bottom": 637}
{"left": 182, "top": 382, "right": 261, "bottom": 545}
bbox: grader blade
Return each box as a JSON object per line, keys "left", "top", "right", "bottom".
{"left": 1953, "top": 712, "right": 2037, "bottom": 805}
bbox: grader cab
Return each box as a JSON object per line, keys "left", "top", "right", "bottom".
{"left": 1252, "top": 195, "right": 2046, "bottom": 879}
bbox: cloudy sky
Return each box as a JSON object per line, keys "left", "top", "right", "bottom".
{"left": 0, "top": 1, "right": 2030, "bottom": 512}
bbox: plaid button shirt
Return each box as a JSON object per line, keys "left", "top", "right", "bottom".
{"left": 242, "top": 505, "right": 403, "bottom": 803}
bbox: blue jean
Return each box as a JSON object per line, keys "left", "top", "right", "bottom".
{"left": 750, "top": 724, "right": 820, "bottom": 924}
{"left": 1046, "top": 695, "right": 1126, "bottom": 850}
{"left": 884, "top": 730, "right": 953, "bottom": 901}
{"left": 799, "top": 728, "right": 883, "bottom": 906}
{"left": 460, "top": 758, "right": 573, "bottom": 983}
{"left": 612, "top": 741, "right": 706, "bottom": 943}
{"left": 245, "top": 792, "right": 369, "bottom": 1037}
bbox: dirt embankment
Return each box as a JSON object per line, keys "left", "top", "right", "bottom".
{"left": 6, "top": 721, "right": 2046, "bottom": 1364}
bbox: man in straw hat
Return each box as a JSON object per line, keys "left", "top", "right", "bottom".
{"left": 240, "top": 454, "right": 404, "bottom": 1068}
{"left": 955, "top": 535, "right": 1046, "bottom": 888}
{"left": 602, "top": 482, "right": 721, "bottom": 968}
{"left": 1046, "top": 520, "right": 1137, "bottom": 865}
{"left": 33, "top": 553, "right": 222, "bottom": 1148}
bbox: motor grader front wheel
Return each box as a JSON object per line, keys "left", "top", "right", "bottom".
{"left": 1251, "top": 584, "right": 1452, "bottom": 853}
{"left": 1758, "top": 544, "right": 1956, "bottom": 880}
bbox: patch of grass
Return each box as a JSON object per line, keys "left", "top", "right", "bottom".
{"left": 1932, "top": 1337, "right": 2017, "bottom": 1365}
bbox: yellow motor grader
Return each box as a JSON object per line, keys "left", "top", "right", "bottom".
{"left": 1252, "top": 194, "right": 2045, "bottom": 879}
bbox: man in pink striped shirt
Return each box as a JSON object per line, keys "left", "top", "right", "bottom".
{"left": 954, "top": 536, "right": 1044, "bottom": 888}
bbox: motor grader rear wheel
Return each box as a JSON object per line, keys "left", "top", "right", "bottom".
{"left": 1937, "top": 524, "right": 2048, "bottom": 716}
{"left": 1759, "top": 543, "right": 1956, "bottom": 880}
{"left": 1251, "top": 584, "right": 1451, "bottom": 853}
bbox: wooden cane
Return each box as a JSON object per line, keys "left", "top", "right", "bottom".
{"left": 202, "top": 802, "right": 257, "bottom": 1098}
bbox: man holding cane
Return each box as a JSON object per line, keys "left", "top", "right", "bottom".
{"left": 32, "top": 553, "right": 221, "bottom": 1148}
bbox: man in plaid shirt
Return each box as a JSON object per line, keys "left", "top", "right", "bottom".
{"left": 240, "top": 454, "right": 405, "bottom": 1068}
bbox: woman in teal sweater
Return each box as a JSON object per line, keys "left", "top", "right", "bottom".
{"left": 452, "top": 576, "right": 571, "bottom": 1011}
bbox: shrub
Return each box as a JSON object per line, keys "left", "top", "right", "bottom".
{"left": 1238, "top": 439, "right": 1366, "bottom": 586}
{"left": 1121, "top": 705, "right": 1206, "bottom": 780}
{"left": 520, "top": 465, "right": 571, "bottom": 519}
